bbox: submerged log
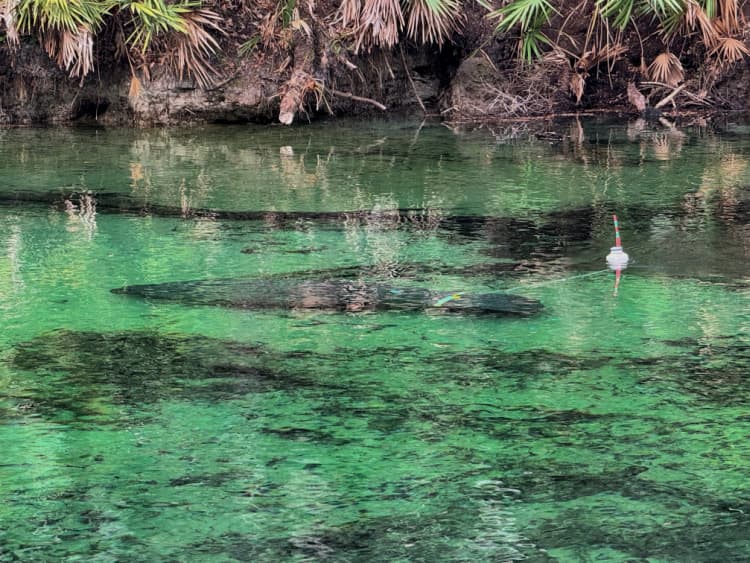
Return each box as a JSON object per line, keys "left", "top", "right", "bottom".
{"left": 112, "top": 278, "right": 543, "bottom": 316}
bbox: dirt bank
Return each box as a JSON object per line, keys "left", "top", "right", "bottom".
{"left": 1, "top": 2, "right": 748, "bottom": 126}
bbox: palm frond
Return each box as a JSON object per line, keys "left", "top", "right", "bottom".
{"left": 711, "top": 35, "right": 749, "bottom": 64}
{"left": 702, "top": 0, "right": 717, "bottom": 18}
{"left": 338, "top": 0, "right": 360, "bottom": 27}
{"left": 15, "top": 0, "right": 112, "bottom": 34}
{"left": 356, "top": 0, "right": 403, "bottom": 51}
{"left": 405, "top": 0, "right": 462, "bottom": 46}
{"left": 166, "top": 7, "right": 222, "bottom": 87}
{"left": 597, "top": 0, "right": 635, "bottom": 30}
{"left": 490, "top": 0, "right": 553, "bottom": 33}
{"left": 718, "top": 0, "right": 740, "bottom": 33}
{"left": 648, "top": 51, "right": 684, "bottom": 86}
{"left": 520, "top": 28, "right": 549, "bottom": 61}
{"left": 647, "top": 0, "right": 686, "bottom": 19}
{"left": 123, "top": 0, "right": 189, "bottom": 53}
{"left": 485, "top": 0, "right": 554, "bottom": 61}
{"left": 660, "top": 9, "right": 682, "bottom": 35}
{"left": 41, "top": 25, "right": 95, "bottom": 76}
{"left": 0, "top": 0, "right": 21, "bottom": 46}
{"left": 279, "top": 0, "right": 295, "bottom": 28}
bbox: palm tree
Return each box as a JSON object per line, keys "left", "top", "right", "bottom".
{"left": 1, "top": 0, "right": 467, "bottom": 89}
{"left": 483, "top": 0, "right": 748, "bottom": 67}
{"left": 0, "top": 0, "right": 221, "bottom": 87}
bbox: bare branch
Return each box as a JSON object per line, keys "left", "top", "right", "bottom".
{"left": 327, "top": 88, "right": 387, "bottom": 111}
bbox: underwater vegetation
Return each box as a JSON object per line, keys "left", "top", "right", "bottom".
{"left": 6, "top": 330, "right": 337, "bottom": 424}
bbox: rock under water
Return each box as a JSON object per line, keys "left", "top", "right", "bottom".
{"left": 112, "top": 277, "right": 543, "bottom": 316}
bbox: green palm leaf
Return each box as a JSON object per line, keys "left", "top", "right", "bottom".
{"left": 122, "top": 0, "right": 194, "bottom": 52}
{"left": 492, "top": 0, "right": 554, "bottom": 33}
{"left": 649, "top": 0, "right": 685, "bottom": 17}
{"left": 15, "top": 0, "right": 113, "bottom": 34}
{"left": 702, "top": 0, "right": 716, "bottom": 18}
{"left": 484, "top": 0, "right": 554, "bottom": 61}
{"left": 521, "top": 28, "right": 549, "bottom": 60}
{"left": 597, "top": 0, "right": 635, "bottom": 30}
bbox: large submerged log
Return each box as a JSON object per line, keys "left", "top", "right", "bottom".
{"left": 112, "top": 278, "right": 543, "bottom": 316}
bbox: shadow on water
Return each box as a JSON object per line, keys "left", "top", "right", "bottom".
{"left": 8, "top": 186, "right": 750, "bottom": 283}
{"left": 9, "top": 325, "right": 748, "bottom": 429}
{"left": 184, "top": 457, "right": 750, "bottom": 562}
{"left": 623, "top": 334, "right": 750, "bottom": 404}
{"left": 6, "top": 330, "right": 342, "bottom": 424}
{"left": 6, "top": 328, "right": 750, "bottom": 559}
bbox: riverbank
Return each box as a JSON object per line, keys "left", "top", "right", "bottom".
{"left": 1, "top": 2, "right": 749, "bottom": 126}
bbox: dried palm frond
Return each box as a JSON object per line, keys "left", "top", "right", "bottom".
{"left": 42, "top": 26, "right": 95, "bottom": 77}
{"left": 711, "top": 36, "right": 749, "bottom": 64}
{"left": 405, "top": 0, "right": 462, "bottom": 46}
{"left": 569, "top": 71, "right": 586, "bottom": 103}
{"left": 683, "top": 0, "right": 719, "bottom": 48}
{"left": 338, "top": 0, "right": 361, "bottom": 27}
{"left": 718, "top": 0, "right": 740, "bottom": 34}
{"left": 355, "top": 0, "right": 403, "bottom": 52}
{"left": 0, "top": 0, "right": 20, "bottom": 46}
{"left": 648, "top": 51, "right": 684, "bottom": 86}
{"left": 10, "top": 0, "right": 108, "bottom": 77}
{"left": 627, "top": 82, "right": 647, "bottom": 111}
{"left": 576, "top": 43, "right": 627, "bottom": 71}
{"left": 129, "top": 75, "right": 142, "bottom": 98}
{"left": 166, "top": 8, "right": 222, "bottom": 87}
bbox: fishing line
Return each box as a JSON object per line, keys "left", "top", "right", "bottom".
{"left": 502, "top": 269, "right": 610, "bottom": 293}
{"left": 434, "top": 214, "right": 632, "bottom": 303}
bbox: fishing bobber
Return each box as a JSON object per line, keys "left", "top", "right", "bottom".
{"left": 606, "top": 246, "right": 630, "bottom": 269}
{"left": 606, "top": 214, "right": 629, "bottom": 270}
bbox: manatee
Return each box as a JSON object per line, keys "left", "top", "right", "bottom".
{"left": 112, "top": 277, "right": 542, "bottom": 316}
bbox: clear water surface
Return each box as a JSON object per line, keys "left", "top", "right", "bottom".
{"left": 2, "top": 118, "right": 750, "bottom": 561}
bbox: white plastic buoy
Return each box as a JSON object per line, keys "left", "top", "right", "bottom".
{"left": 606, "top": 245, "right": 630, "bottom": 269}
{"left": 605, "top": 215, "right": 630, "bottom": 270}
{"left": 606, "top": 214, "right": 629, "bottom": 296}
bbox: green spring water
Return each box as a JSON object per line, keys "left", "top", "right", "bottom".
{"left": 2, "top": 118, "right": 750, "bottom": 561}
